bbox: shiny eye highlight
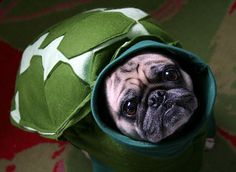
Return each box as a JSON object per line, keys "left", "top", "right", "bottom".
{"left": 123, "top": 99, "right": 138, "bottom": 117}
{"left": 163, "top": 67, "right": 180, "bottom": 81}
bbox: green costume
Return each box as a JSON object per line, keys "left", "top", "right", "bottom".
{"left": 10, "top": 8, "right": 216, "bottom": 172}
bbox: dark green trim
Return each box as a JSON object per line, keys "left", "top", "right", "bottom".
{"left": 91, "top": 40, "right": 216, "bottom": 157}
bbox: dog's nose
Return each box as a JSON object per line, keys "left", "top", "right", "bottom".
{"left": 148, "top": 90, "right": 166, "bottom": 107}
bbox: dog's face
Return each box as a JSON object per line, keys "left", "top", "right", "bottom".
{"left": 104, "top": 52, "right": 198, "bottom": 143}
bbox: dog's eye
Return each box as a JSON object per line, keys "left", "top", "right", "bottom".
{"left": 163, "top": 68, "right": 179, "bottom": 81}
{"left": 123, "top": 100, "right": 137, "bottom": 117}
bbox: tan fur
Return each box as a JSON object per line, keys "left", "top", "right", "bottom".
{"left": 105, "top": 52, "right": 194, "bottom": 141}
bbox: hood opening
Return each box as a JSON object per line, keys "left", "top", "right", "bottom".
{"left": 91, "top": 39, "right": 216, "bottom": 157}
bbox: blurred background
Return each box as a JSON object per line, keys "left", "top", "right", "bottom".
{"left": 0, "top": 0, "right": 236, "bottom": 171}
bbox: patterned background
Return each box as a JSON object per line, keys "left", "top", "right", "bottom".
{"left": 0, "top": 0, "right": 236, "bottom": 171}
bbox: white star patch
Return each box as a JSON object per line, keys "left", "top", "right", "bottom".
{"left": 40, "top": 36, "right": 68, "bottom": 80}
{"left": 20, "top": 33, "right": 49, "bottom": 74}
{"left": 10, "top": 92, "right": 21, "bottom": 124}
{"left": 106, "top": 8, "right": 148, "bottom": 21}
{"left": 19, "top": 33, "right": 94, "bottom": 82}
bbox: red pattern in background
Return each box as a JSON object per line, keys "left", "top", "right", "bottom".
{"left": 218, "top": 127, "right": 236, "bottom": 147}
{"left": 151, "top": 0, "right": 187, "bottom": 22}
{"left": 53, "top": 160, "right": 65, "bottom": 172}
{"left": 5, "top": 164, "right": 16, "bottom": 172}
{"left": 52, "top": 143, "right": 67, "bottom": 159}
{"left": 0, "top": 0, "right": 91, "bottom": 23}
{"left": 229, "top": 0, "right": 236, "bottom": 15}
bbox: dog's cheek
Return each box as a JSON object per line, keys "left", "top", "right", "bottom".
{"left": 163, "top": 106, "right": 190, "bottom": 135}
{"left": 116, "top": 118, "right": 138, "bottom": 138}
{"left": 190, "top": 96, "right": 198, "bottom": 113}
{"left": 139, "top": 107, "right": 165, "bottom": 142}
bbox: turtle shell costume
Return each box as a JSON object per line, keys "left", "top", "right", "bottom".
{"left": 10, "top": 8, "right": 216, "bottom": 172}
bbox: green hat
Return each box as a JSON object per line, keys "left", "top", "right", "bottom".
{"left": 91, "top": 39, "right": 216, "bottom": 156}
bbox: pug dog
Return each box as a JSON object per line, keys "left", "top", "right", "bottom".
{"left": 104, "top": 52, "right": 198, "bottom": 143}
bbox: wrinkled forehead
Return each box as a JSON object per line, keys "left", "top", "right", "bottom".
{"left": 125, "top": 52, "right": 174, "bottom": 66}
{"left": 117, "top": 52, "right": 193, "bottom": 91}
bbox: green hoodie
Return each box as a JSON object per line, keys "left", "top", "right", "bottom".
{"left": 10, "top": 8, "right": 216, "bottom": 172}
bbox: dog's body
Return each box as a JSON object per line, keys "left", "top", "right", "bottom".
{"left": 105, "top": 52, "right": 198, "bottom": 143}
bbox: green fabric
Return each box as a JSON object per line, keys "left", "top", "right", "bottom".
{"left": 89, "top": 39, "right": 129, "bottom": 83}
{"left": 44, "top": 62, "right": 91, "bottom": 136}
{"left": 139, "top": 18, "right": 176, "bottom": 44}
{"left": 14, "top": 56, "right": 92, "bottom": 138}
{"left": 39, "top": 11, "right": 98, "bottom": 50}
{"left": 18, "top": 56, "right": 52, "bottom": 132}
{"left": 42, "top": 11, "right": 135, "bottom": 58}
{"left": 58, "top": 12, "right": 134, "bottom": 58}
{"left": 63, "top": 115, "right": 206, "bottom": 172}
{"left": 11, "top": 8, "right": 178, "bottom": 139}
